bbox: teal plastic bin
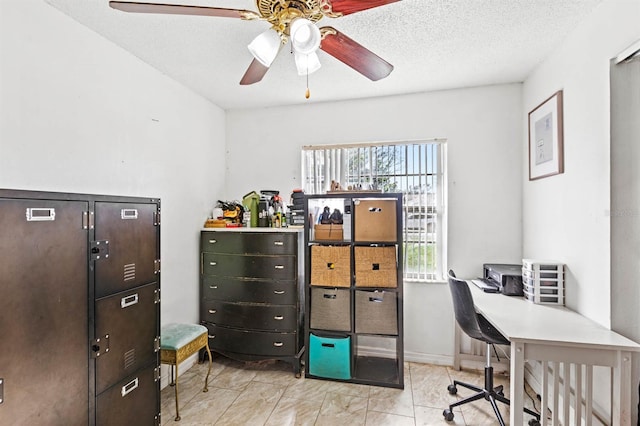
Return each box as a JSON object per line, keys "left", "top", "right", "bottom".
{"left": 309, "top": 334, "right": 351, "bottom": 379}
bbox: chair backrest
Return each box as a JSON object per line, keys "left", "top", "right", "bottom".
{"left": 447, "top": 269, "right": 486, "bottom": 342}
{"left": 448, "top": 269, "right": 510, "bottom": 346}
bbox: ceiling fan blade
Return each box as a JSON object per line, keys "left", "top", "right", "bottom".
{"left": 325, "top": 0, "right": 401, "bottom": 16}
{"left": 109, "top": 1, "right": 259, "bottom": 20}
{"left": 319, "top": 27, "right": 393, "bottom": 81}
{"left": 239, "top": 59, "right": 270, "bottom": 85}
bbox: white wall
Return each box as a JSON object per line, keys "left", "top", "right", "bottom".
{"left": 0, "top": 0, "right": 226, "bottom": 325}
{"left": 522, "top": 0, "right": 639, "bottom": 327}
{"left": 523, "top": 0, "right": 640, "bottom": 421}
{"left": 226, "top": 85, "right": 523, "bottom": 360}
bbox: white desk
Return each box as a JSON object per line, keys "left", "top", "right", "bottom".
{"left": 466, "top": 282, "right": 640, "bottom": 425}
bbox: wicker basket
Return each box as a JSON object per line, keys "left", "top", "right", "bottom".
{"left": 310, "top": 245, "right": 351, "bottom": 287}
{"left": 354, "top": 246, "right": 397, "bottom": 287}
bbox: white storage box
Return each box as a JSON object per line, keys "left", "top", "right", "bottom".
{"left": 522, "top": 260, "right": 565, "bottom": 305}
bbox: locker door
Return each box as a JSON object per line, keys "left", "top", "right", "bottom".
{"left": 94, "top": 283, "right": 159, "bottom": 394}
{"left": 94, "top": 202, "right": 159, "bottom": 298}
{"left": 0, "top": 198, "right": 89, "bottom": 426}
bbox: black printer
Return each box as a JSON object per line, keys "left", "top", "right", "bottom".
{"left": 483, "top": 263, "right": 524, "bottom": 296}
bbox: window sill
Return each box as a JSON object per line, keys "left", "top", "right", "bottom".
{"left": 403, "top": 278, "right": 447, "bottom": 285}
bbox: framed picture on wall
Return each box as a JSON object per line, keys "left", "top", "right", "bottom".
{"left": 528, "top": 90, "right": 564, "bottom": 180}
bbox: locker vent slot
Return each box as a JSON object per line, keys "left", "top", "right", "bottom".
{"left": 124, "top": 263, "right": 136, "bottom": 282}
{"left": 124, "top": 349, "right": 136, "bottom": 370}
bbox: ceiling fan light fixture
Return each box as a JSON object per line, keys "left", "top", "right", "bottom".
{"left": 295, "top": 51, "right": 321, "bottom": 76}
{"left": 290, "top": 18, "right": 321, "bottom": 55}
{"left": 248, "top": 29, "right": 281, "bottom": 67}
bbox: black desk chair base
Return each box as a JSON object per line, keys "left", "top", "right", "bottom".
{"left": 442, "top": 345, "right": 540, "bottom": 426}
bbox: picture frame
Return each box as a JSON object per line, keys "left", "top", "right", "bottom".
{"left": 528, "top": 90, "right": 564, "bottom": 180}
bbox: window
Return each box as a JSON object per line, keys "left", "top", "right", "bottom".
{"left": 302, "top": 140, "right": 446, "bottom": 281}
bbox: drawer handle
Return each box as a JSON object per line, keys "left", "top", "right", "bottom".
{"left": 273, "top": 342, "right": 284, "bottom": 347}
{"left": 274, "top": 315, "right": 284, "bottom": 320}
{"left": 121, "top": 294, "right": 139, "bottom": 309}
{"left": 121, "top": 377, "right": 139, "bottom": 397}
{"left": 208, "top": 239, "right": 217, "bottom": 244}
{"left": 209, "top": 285, "right": 218, "bottom": 289}
{"left": 274, "top": 290, "right": 285, "bottom": 295}
{"left": 209, "top": 262, "right": 217, "bottom": 266}
{"left": 274, "top": 241, "right": 284, "bottom": 246}
{"left": 274, "top": 265, "right": 284, "bottom": 270}
{"left": 208, "top": 309, "right": 217, "bottom": 314}
{"left": 208, "top": 334, "right": 216, "bottom": 339}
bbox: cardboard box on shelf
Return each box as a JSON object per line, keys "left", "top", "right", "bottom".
{"left": 354, "top": 199, "right": 397, "bottom": 242}
{"left": 314, "top": 224, "right": 344, "bottom": 241}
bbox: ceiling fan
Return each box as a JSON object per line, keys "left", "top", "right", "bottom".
{"left": 109, "top": 0, "right": 400, "bottom": 87}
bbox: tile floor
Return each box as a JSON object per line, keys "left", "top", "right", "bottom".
{"left": 160, "top": 356, "right": 542, "bottom": 425}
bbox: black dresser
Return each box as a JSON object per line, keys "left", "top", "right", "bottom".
{"left": 200, "top": 228, "right": 304, "bottom": 376}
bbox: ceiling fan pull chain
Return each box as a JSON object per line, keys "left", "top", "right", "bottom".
{"left": 305, "top": 61, "right": 311, "bottom": 99}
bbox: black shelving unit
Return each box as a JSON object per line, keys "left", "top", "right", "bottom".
{"left": 303, "top": 192, "right": 404, "bottom": 388}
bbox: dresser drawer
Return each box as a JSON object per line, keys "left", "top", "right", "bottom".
{"left": 201, "top": 232, "right": 296, "bottom": 255}
{"left": 202, "top": 300, "right": 297, "bottom": 331}
{"left": 203, "top": 253, "right": 296, "bottom": 280}
{"left": 202, "top": 276, "right": 297, "bottom": 305}
{"left": 204, "top": 323, "right": 298, "bottom": 357}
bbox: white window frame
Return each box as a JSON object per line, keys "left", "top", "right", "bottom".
{"left": 301, "top": 139, "right": 447, "bottom": 282}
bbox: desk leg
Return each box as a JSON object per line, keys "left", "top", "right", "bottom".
{"left": 613, "top": 350, "right": 632, "bottom": 425}
{"left": 453, "top": 324, "right": 461, "bottom": 371}
{"left": 510, "top": 341, "right": 525, "bottom": 426}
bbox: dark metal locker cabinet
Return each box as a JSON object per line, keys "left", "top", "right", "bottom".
{"left": 0, "top": 197, "right": 90, "bottom": 426}
{"left": 96, "top": 362, "right": 158, "bottom": 426}
{"left": 94, "top": 282, "right": 159, "bottom": 395}
{"left": 93, "top": 202, "right": 159, "bottom": 298}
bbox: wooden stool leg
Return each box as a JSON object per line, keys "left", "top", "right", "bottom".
{"left": 174, "top": 362, "right": 180, "bottom": 421}
{"left": 203, "top": 342, "right": 212, "bottom": 392}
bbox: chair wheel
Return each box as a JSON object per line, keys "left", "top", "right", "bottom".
{"left": 528, "top": 419, "right": 541, "bottom": 426}
{"left": 443, "top": 409, "right": 455, "bottom": 422}
{"left": 447, "top": 384, "right": 457, "bottom": 395}
{"left": 497, "top": 389, "right": 504, "bottom": 397}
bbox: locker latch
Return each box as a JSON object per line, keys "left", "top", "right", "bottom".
{"left": 0, "top": 377, "right": 4, "bottom": 404}
{"left": 91, "top": 334, "right": 110, "bottom": 358}
{"left": 90, "top": 240, "right": 110, "bottom": 261}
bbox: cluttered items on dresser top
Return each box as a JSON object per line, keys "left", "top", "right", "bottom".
{"left": 204, "top": 189, "right": 305, "bottom": 229}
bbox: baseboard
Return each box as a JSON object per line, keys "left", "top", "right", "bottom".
{"left": 404, "top": 350, "right": 453, "bottom": 366}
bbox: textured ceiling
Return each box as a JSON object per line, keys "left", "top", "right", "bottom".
{"left": 45, "top": 0, "right": 602, "bottom": 110}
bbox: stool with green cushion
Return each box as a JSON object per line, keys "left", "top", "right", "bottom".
{"left": 160, "top": 323, "right": 212, "bottom": 421}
